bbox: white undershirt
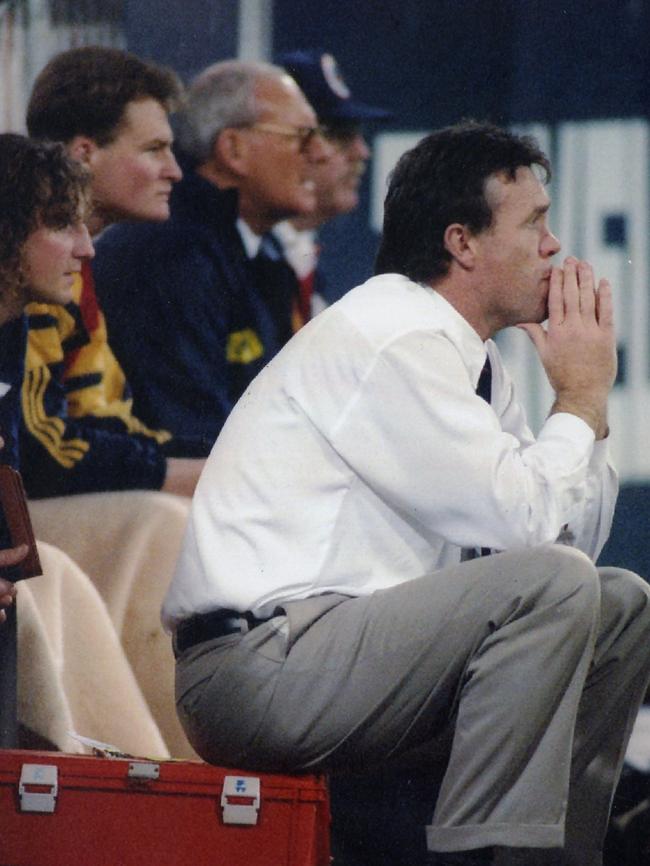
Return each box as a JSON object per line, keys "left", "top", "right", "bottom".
{"left": 236, "top": 217, "right": 262, "bottom": 259}
{"left": 272, "top": 221, "right": 319, "bottom": 280}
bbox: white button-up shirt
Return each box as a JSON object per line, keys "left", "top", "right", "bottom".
{"left": 163, "top": 273, "right": 617, "bottom": 628}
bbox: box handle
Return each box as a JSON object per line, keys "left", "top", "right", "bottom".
{"left": 221, "top": 775, "right": 261, "bottom": 825}
{"left": 19, "top": 763, "right": 58, "bottom": 813}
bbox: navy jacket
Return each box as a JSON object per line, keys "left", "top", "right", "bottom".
{"left": 0, "top": 316, "right": 26, "bottom": 552}
{"left": 0, "top": 316, "right": 27, "bottom": 472}
{"left": 94, "top": 169, "right": 281, "bottom": 457}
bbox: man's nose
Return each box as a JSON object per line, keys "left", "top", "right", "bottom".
{"left": 165, "top": 150, "right": 183, "bottom": 181}
{"left": 306, "top": 130, "right": 335, "bottom": 163}
{"left": 75, "top": 223, "right": 95, "bottom": 259}
{"left": 347, "top": 133, "right": 370, "bottom": 162}
{"left": 543, "top": 229, "right": 561, "bottom": 257}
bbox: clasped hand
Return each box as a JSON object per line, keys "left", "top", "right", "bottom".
{"left": 519, "top": 257, "right": 616, "bottom": 439}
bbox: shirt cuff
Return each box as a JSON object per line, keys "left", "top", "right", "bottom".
{"left": 589, "top": 436, "right": 611, "bottom": 471}
{"left": 538, "top": 412, "right": 595, "bottom": 451}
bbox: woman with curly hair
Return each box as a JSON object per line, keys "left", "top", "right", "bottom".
{"left": 0, "top": 133, "right": 93, "bottom": 466}
{"left": 0, "top": 133, "right": 92, "bottom": 615}
{"left": 0, "top": 135, "right": 168, "bottom": 757}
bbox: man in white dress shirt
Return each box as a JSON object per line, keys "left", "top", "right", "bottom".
{"left": 164, "top": 121, "right": 650, "bottom": 866}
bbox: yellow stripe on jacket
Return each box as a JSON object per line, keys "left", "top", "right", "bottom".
{"left": 22, "top": 269, "right": 170, "bottom": 471}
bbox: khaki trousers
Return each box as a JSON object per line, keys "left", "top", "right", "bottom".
{"left": 175, "top": 545, "right": 650, "bottom": 865}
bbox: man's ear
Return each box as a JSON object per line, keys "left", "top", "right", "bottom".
{"left": 443, "top": 223, "right": 478, "bottom": 270}
{"left": 214, "top": 128, "right": 249, "bottom": 177}
{"left": 66, "top": 135, "right": 99, "bottom": 165}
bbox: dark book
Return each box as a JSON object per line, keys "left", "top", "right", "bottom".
{"left": 0, "top": 465, "right": 42, "bottom": 580}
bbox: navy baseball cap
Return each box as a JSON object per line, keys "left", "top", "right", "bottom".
{"left": 277, "top": 49, "right": 392, "bottom": 123}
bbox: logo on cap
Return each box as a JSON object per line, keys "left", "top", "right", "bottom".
{"left": 320, "top": 53, "right": 350, "bottom": 101}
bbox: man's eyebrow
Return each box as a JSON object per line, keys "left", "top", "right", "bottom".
{"left": 525, "top": 201, "right": 551, "bottom": 222}
{"left": 143, "top": 136, "right": 174, "bottom": 147}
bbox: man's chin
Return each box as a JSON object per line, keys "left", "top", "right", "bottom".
{"left": 123, "top": 203, "right": 171, "bottom": 223}
{"left": 333, "top": 191, "right": 359, "bottom": 214}
{"left": 531, "top": 302, "right": 549, "bottom": 325}
{"left": 289, "top": 195, "right": 318, "bottom": 219}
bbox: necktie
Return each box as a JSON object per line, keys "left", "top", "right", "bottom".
{"left": 476, "top": 356, "right": 492, "bottom": 405}
{"left": 462, "top": 355, "right": 493, "bottom": 560}
{"left": 253, "top": 235, "right": 298, "bottom": 346}
{"left": 292, "top": 269, "right": 314, "bottom": 332}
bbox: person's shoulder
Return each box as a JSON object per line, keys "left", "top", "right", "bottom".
{"left": 336, "top": 273, "right": 444, "bottom": 337}
{"left": 96, "top": 219, "right": 172, "bottom": 252}
{"left": 0, "top": 315, "right": 27, "bottom": 361}
{"left": 94, "top": 218, "right": 205, "bottom": 284}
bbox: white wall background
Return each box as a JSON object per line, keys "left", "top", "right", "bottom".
{"left": 0, "top": 0, "right": 125, "bottom": 133}
{"left": 0, "top": 0, "right": 271, "bottom": 134}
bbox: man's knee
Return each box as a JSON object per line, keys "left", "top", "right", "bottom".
{"left": 598, "top": 565, "right": 650, "bottom": 633}
{"left": 534, "top": 542, "right": 598, "bottom": 584}
{"left": 529, "top": 544, "right": 601, "bottom": 623}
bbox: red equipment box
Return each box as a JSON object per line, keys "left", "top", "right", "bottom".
{"left": 0, "top": 750, "right": 330, "bottom": 866}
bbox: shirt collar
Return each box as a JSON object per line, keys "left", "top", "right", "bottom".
{"left": 272, "top": 221, "right": 318, "bottom": 279}
{"left": 272, "top": 220, "right": 316, "bottom": 248}
{"left": 423, "top": 285, "right": 489, "bottom": 389}
{"left": 236, "top": 218, "right": 262, "bottom": 259}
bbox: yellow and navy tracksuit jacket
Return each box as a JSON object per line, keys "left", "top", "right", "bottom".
{"left": 20, "top": 262, "right": 169, "bottom": 497}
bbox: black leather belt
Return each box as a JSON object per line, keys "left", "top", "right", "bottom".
{"left": 174, "top": 608, "right": 268, "bottom": 655}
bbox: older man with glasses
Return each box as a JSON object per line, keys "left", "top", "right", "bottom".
{"left": 273, "top": 50, "right": 391, "bottom": 323}
{"left": 94, "top": 59, "right": 332, "bottom": 457}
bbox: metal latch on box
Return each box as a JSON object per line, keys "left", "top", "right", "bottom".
{"left": 221, "top": 775, "right": 261, "bottom": 825}
{"left": 127, "top": 761, "right": 160, "bottom": 781}
{"left": 19, "top": 763, "right": 58, "bottom": 813}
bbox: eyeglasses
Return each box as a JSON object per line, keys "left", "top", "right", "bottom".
{"left": 245, "top": 122, "right": 322, "bottom": 152}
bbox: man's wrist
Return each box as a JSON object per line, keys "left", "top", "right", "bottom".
{"left": 550, "top": 397, "right": 609, "bottom": 439}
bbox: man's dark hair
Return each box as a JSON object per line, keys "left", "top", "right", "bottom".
{"left": 0, "top": 133, "right": 90, "bottom": 297}
{"left": 374, "top": 121, "right": 551, "bottom": 283}
{"left": 27, "top": 46, "right": 182, "bottom": 146}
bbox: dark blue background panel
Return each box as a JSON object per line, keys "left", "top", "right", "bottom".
{"left": 124, "top": 0, "right": 237, "bottom": 82}
{"left": 599, "top": 486, "right": 650, "bottom": 582}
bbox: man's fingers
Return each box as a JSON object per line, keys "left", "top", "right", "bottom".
{"left": 546, "top": 266, "right": 564, "bottom": 325}
{"left": 577, "top": 260, "right": 596, "bottom": 316}
{"left": 0, "top": 576, "right": 17, "bottom": 611}
{"left": 0, "top": 543, "right": 28, "bottom": 568}
{"left": 561, "top": 257, "right": 580, "bottom": 317}
{"left": 596, "top": 278, "right": 614, "bottom": 329}
{"left": 0, "top": 547, "right": 24, "bottom": 614}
